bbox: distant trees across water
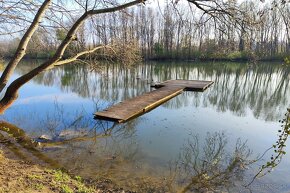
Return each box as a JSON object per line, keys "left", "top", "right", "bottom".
{"left": 1, "top": 1, "right": 290, "bottom": 62}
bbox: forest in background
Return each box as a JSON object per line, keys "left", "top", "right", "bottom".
{"left": 0, "top": 0, "right": 290, "bottom": 61}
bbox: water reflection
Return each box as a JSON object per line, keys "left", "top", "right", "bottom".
{"left": 3, "top": 101, "right": 255, "bottom": 192}
{"left": 13, "top": 60, "right": 290, "bottom": 121}
{"left": 1, "top": 112, "right": 289, "bottom": 192}
{"left": 33, "top": 115, "right": 264, "bottom": 192}
{"left": 1, "top": 60, "right": 290, "bottom": 192}
{"left": 169, "top": 132, "right": 252, "bottom": 193}
{"left": 38, "top": 114, "right": 171, "bottom": 192}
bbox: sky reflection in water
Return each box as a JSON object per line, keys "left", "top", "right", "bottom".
{"left": 1, "top": 60, "right": 290, "bottom": 192}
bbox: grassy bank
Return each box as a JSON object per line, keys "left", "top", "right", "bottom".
{"left": 0, "top": 121, "right": 135, "bottom": 193}
{"left": 0, "top": 149, "right": 96, "bottom": 193}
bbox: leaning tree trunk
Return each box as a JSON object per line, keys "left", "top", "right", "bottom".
{"left": 0, "top": 59, "right": 54, "bottom": 114}
{"left": 0, "top": 0, "right": 52, "bottom": 92}
{"left": 0, "top": 10, "right": 89, "bottom": 114}
{"left": 0, "top": 0, "right": 145, "bottom": 114}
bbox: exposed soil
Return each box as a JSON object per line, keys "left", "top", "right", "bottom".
{"left": 0, "top": 141, "right": 100, "bottom": 193}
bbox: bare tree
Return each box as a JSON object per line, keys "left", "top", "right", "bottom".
{"left": 0, "top": 0, "right": 145, "bottom": 113}
{"left": 0, "top": 0, "right": 286, "bottom": 114}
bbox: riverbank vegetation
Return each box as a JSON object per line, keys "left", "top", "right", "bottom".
{"left": 1, "top": 1, "right": 289, "bottom": 62}
{"left": 0, "top": 152, "right": 94, "bottom": 193}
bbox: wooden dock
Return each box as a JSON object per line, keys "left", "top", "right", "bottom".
{"left": 94, "top": 80, "right": 214, "bottom": 123}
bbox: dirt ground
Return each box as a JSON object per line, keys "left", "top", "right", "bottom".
{"left": 0, "top": 144, "right": 97, "bottom": 193}
{"left": 0, "top": 143, "right": 140, "bottom": 193}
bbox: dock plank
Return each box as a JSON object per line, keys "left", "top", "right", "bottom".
{"left": 95, "top": 80, "right": 214, "bottom": 123}
{"left": 153, "top": 79, "right": 214, "bottom": 91}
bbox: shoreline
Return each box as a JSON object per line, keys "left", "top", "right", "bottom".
{"left": 0, "top": 121, "right": 134, "bottom": 193}
{"left": 1, "top": 55, "right": 286, "bottom": 63}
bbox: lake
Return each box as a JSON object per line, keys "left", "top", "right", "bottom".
{"left": 1, "top": 60, "right": 290, "bottom": 192}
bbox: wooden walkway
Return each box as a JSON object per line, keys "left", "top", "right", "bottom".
{"left": 95, "top": 80, "right": 214, "bottom": 123}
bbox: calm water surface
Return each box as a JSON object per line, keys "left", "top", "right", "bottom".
{"left": 1, "top": 60, "right": 290, "bottom": 192}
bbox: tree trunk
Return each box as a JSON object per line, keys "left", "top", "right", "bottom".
{"left": 0, "top": 0, "right": 52, "bottom": 92}
{"left": 0, "top": 0, "right": 145, "bottom": 114}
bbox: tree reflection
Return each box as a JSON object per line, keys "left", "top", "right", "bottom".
{"left": 42, "top": 119, "right": 172, "bottom": 192}
{"left": 168, "top": 132, "right": 253, "bottom": 193}
{"left": 2, "top": 101, "right": 289, "bottom": 192}
{"left": 20, "top": 100, "right": 159, "bottom": 191}
{"left": 13, "top": 60, "right": 290, "bottom": 121}
{"left": 2, "top": 60, "right": 289, "bottom": 192}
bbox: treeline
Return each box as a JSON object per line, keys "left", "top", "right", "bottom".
{"left": 1, "top": 0, "right": 290, "bottom": 61}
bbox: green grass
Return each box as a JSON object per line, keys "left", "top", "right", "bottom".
{"left": 53, "top": 170, "right": 70, "bottom": 183}
{"left": 27, "top": 174, "right": 43, "bottom": 180}
{"left": 61, "top": 185, "right": 73, "bottom": 193}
